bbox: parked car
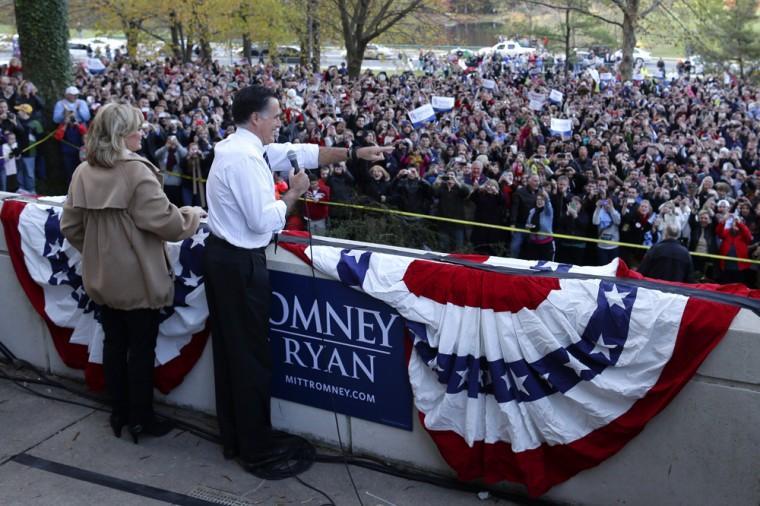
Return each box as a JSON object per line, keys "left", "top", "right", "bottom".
{"left": 274, "top": 45, "right": 301, "bottom": 64}
{"left": 448, "top": 47, "right": 475, "bottom": 58}
{"left": 238, "top": 44, "right": 270, "bottom": 60}
{"left": 68, "top": 42, "right": 90, "bottom": 63}
{"left": 612, "top": 47, "right": 652, "bottom": 65}
{"left": 364, "top": 44, "right": 395, "bottom": 60}
{"left": 478, "top": 40, "right": 536, "bottom": 57}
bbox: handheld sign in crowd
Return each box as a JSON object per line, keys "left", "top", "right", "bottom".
{"left": 600, "top": 72, "right": 614, "bottom": 82}
{"left": 407, "top": 103, "right": 436, "bottom": 128}
{"left": 269, "top": 271, "right": 412, "bottom": 430}
{"left": 550, "top": 117, "right": 573, "bottom": 138}
{"left": 549, "top": 89, "right": 564, "bottom": 104}
{"left": 482, "top": 78, "right": 497, "bottom": 90}
{"left": 528, "top": 91, "right": 546, "bottom": 111}
{"left": 432, "top": 96, "right": 455, "bottom": 112}
{"left": 588, "top": 68, "right": 600, "bottom": 83}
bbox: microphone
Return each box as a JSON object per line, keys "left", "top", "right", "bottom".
{"left": 286, "top": 150, "right": 300, "bottom": 175}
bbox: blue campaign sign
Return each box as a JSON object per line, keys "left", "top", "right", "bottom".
{"left": 269, "top": 271, "right": 412, "bottom": 430}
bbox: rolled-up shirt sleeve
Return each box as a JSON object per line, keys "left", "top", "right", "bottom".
{"left": 227, "top": 155, "right": 287, "bottom": 234}
{"left": 265, "top": 142, "right": 320, "bottom": 172}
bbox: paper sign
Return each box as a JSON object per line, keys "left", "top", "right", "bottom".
{"left": 431, "top": 96, "right": 455, "bottom": 112}
{"left": 529, "top": 99, "right": 544, "bottom": 111}
{"left": 482, "top": 78, "right": 497, "bottom": 90}
{"left": 600, "top": 72, "right": 613, "bottom": 81}
{"left": 549, "top": 89, "right": 563, "bottom": 103}
{"left": 408, "top": 103, "right": 436, "bottom": 128}
{"left": 550, "top": 117, "right": 572, "bottom": 138}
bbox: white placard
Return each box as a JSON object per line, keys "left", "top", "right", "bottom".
{"left": 600, "top": 72, "right": 613, "bottom": 81}
{"left": 432, "top": 96, "right": 455, "bottom": 112}
{"left": 408, "top": 103, "right": 436, "bottom": 127}
{"left": 549, "top": 89, "right": 563, "bottom": 103}
{"left": 529, "top": 99, "right": 544, "bottom": 111}
{"left": 550, "top": 117, "right": 572, "bottom": 138}
{"left": 482, "top": 78, "right": 497, "bottom": 90}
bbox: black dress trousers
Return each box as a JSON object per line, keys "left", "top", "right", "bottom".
{"left": 100, "top": 306, "right": 161, "bottom": 426}
{"left": 203, "top": 234, "right": 273, "bottom": 459}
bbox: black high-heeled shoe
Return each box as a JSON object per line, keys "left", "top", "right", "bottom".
{"left": 109, "top": 414, "right": 125, "bottom": 438}
{"left": 127, "top": 418, "right": 175, "bottom": 444}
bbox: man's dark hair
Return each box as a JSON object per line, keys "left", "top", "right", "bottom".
{"left": 232, "top": 85, "right": 277, "bottom": 125}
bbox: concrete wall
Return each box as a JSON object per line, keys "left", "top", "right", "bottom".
{"left": 1, "top": 194, "right": 758, "bottom": 506}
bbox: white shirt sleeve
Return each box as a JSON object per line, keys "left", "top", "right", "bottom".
{"left": 264, "top": 142, "right": 320, "bottom": 172}
{"left": 226, "top": 154, "right": 287, "bottom": 235}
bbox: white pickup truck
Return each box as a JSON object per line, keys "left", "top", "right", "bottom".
{"left": 478, "top": 40, "right": 536, "bottom": 57}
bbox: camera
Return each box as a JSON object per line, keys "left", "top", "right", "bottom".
{"left": 441, "top": 175, "right": 451, "bottom": 181}
{"left": 68, "top": 116, "right": 77, "bottom": 125}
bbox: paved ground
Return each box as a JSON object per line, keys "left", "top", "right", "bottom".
{"left": 0, "top": 366, "right": 527, "bottom": 506}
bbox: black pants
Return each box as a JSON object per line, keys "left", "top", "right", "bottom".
{"left": 525, "top": 241, "right": 555, "bottom": 261}
{"left": 203, "top": 234, "right": 273, "bottom": 460}
{"left": 100, "top": 306, "right": 160, "bottom": 426}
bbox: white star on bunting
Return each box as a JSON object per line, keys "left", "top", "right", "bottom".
{"left": 52, "top": 270, "right": 68, "bottom": 285}
{"left": 511, "top": 371, "right": 530, "bottom": 396}
{"left": 189, "top": 228, "right": 210, "bottom": 249}
{"left": 604, "top": 285, "right": 630, "bottom": 310}
{"left": 590, "top": 334, "right": 615, "bottom": 361}
{"left": 455, "top": 368, "right": 469, "bottom": 389}
{"left": 46, "top": 241, "right": 63, "bottom": 257}
{"left": 343, "top": 249, "right": 368, "bottom": 262}
{"left": 182, "top": 270, "right": 202, "bottom": 288}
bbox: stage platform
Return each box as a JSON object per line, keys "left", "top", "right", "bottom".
{"left": 1, "top": 192, "right": 758, "bottom": 505}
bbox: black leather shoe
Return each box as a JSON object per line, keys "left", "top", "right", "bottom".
{"left": 238, "top": 444, "right": 293, "bottom": 470}
{"left": 109, "top": 414, "right": 125, "bottom": 438}
{"left": 127, "top": 418, "right": 175, "bottom": 444}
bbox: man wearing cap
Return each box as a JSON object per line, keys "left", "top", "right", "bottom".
{"left": 53, "top": 86, "right": 91, "bottom": 125}
{"left": 53, "top": 86, "right": 90, "bottom": 183}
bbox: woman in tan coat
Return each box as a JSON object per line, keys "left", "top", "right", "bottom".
{"left": 61, "top": 103, "right": 203, "bottom": 443}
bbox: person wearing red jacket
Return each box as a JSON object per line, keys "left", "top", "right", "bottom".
{"left": 303, "top": 173, "right": 330, "bottom": 235}
{"left": 716, "top": 216, "right": 754, "bottom": 285}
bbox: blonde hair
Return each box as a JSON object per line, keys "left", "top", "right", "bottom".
{"left": 85, "top": 103, "right": 143, "bottom": 168}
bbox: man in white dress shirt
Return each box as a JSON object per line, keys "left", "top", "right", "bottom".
{"left": 203, "top": 85, "right": 390, "bottom": 472}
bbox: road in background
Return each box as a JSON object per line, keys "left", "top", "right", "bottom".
{"left": 0, "top": 44, "right": 683, "bottom": 78}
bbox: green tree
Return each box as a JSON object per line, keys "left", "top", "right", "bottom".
{"left": 14, "top": 0, "right": 72, "bottom": 117}
{"left": 663, "top": 0, "right": 760, "bottom": 79}
{"left": 86, "top": 0, "right": 155, "bottom": 59}
{"left": 521, "top": 0, "right": 616, "bottom": 77}
{"left": 324, "top": 0, "right": 428, "bottom": 78}
{"left": 524, "top": 0, "right": 664, "bottom": 80}
{"left": 15, "top": 0, "right": 72, "bottom": 193}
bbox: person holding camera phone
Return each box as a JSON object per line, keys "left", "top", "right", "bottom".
{"left": 592, "top": 190, "right": 622, "bottom": 265}
{"left": 716, "top": 212, "right": 754, "bottom": 284}
{"left": 154, "top": 135, "right": 187, "bottom": 207}
{"left": 53, "top": 87, "right": 90, "bottom": 184}
{"left": 434, "top": 170, "right": 471, "bottom": 251}
{"left": 525, "top": 190, "right": 555, "bottom": 261}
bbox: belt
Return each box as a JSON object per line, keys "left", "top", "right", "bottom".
{"left": 207, "top": 233, "right": 267, "bottom": 254}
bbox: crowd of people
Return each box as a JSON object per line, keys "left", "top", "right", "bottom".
{"left": 3, "top": 45, "right": 760, "bottom": 285}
